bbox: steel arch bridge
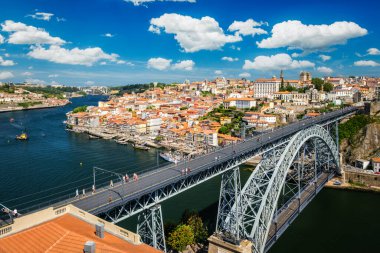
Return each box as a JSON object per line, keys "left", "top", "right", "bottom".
{"left": 216, "top": 125, "right": 339, "bottom": 253}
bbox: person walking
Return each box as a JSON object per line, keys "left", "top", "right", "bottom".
{"left": 92, "top": 185, "right": 96, "bottom": 194}
{"left": 82, "top": 189, "right": 86, "bottom": 197}
{"left": 110, "top": 180, "right": 114, "bottom": 187}
{"left": 75, "top": 189, "right": 79, "bottom": 198}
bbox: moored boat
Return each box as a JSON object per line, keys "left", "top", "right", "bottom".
{"left": 16, "top": 132, "right": 28, "bottom": 140}
{"left": 159, "top": 152, "right": 181, "bottom": 163}
{"left": 133, "top": 144, "right": 150, "bottom": 151}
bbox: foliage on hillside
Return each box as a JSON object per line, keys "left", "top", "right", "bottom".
{"left": 339, "top": 115, "right": 374, "bottom": 143}
{"left": 23, "top": 86, "right": 79, "bottom": 99}
{"left": 111, "top": 83, "right": 173, "bottom": 95}
{"left": 0, "top": 84, "right": 15, "bottom": 93}
{"left": 17, "top": 101, "right": 42, "bottom": 108}
{"left": 72, "top": 106, "right": 87, "bottom": 113}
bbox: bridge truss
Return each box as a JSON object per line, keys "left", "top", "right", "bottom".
{"left": 216, "top": 124, "right": 340, "bottom": 253}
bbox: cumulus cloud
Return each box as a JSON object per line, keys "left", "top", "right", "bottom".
{"left": 27, "top": 12, "right": 54, "bottom": 21}
{"left": 215, "top": 70, "right": 223, "bottom": 75}
{"left": 239, "top": 72, "right": 251, "bottom": 78}
{"left": 0, "top": 56, "right": 15, "bottom": 66}
{"left": 125, "top": 0, "right": 195, "bottom": 6}
{"left": 354, "top": 60, "right": 380, "bottom": 67}
{"left": 230, "top": 45, "right": 241, "bottom": 51}
{"left": 147, "top": 57, "right": 172, "bottom": 70}
{"left": 0, "top": 71, "right": 14, "bottom": 80}
{"left": 367, "top": 48, "right": 380, "bottom": 56}
{"left": 172, "top": 60, "right": 195, "bottom": 70}
{"left": 317, "top": 66, "right": 333, "bottom": 75}
{"left": 319, "top": 55, "right": 331, "bottom": 61}
{"left": 1, "top": 20, "right": 65, "bottom": 45}
{"left": 0, "top": 34, "right": 4, "bottom": 44}
{"left": 243, "top": 53, "right": 315, "bottom": 71}
{"left": 28, "top": 45, "right": 120, "bottom": 66}
{"left": 257, "top": 20, "right": 367, "bottom": 51}
{"left": 228, "top": 19, "right": 267, "bottom": 37}
{"left": 222, "top": 56, "right": 239, "bottom": 62}
{"left": 85, "top": 81, "right": 95, "bottom": 85}
{"left": 48, "top": 74, "right": 59, "bottom": 78}
{"left": 149, "top": 13, "right": 241, "bottom": 52}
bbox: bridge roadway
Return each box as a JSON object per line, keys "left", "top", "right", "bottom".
{"left": 53, "top": 107, "right": 356, "bottom": 216}
{"left": 265, "top": 171, "right": 332, "bottom": 251}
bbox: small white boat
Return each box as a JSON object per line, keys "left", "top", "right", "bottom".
{"left": 160, "top": 152, "right": 181, "bottom": 163}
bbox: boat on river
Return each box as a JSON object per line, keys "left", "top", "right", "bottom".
{"left": 16, "top": 132, "right": 28, "bottom": 141}
{"left": 133, "top": 144, "right": 150, "bottom": 151}
{"left": 160, "top": 152, "right": 182, "bottom": 163}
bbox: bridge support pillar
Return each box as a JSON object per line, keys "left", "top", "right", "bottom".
{"left": 216, "top": 167, "right": 242, "bottom": 244}
{"left": 137, "top": 204, "right": 166, "bottom": 253}
{"left": 208, "top": 235, "right": 252, "bottom": 253}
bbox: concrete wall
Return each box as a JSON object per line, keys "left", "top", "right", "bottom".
{"left": 345, "top": 171, "right": 380, "bottom": 187}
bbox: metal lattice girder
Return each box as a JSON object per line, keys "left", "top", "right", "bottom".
{"left": 216, "top": 167, "right": 242, "bottom": 243}
{"left": 236, "top": 125, "right": 339, "bottom": 253}
{"left": 137, "top": 204, "right": 166, "bottom": 252}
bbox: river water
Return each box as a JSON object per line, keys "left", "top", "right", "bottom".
{"left": 0, "top": 96, "right": 379, "bottom": 252}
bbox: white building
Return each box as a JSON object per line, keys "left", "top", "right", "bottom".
{"left": 253, "top": 78, "right": 281, "bottom": 98}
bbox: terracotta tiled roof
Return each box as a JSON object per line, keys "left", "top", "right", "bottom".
{"left": 0, "top": 214, "right": 160, "bottom": 253}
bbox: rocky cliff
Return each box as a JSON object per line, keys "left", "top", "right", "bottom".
{"left": 341, "top": 122, "right": 380, "bottom": 163}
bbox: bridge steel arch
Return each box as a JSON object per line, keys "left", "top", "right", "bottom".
{"left": 219, "top": 125, "right": 339, "bottom": 253}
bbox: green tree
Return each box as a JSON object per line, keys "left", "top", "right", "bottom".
{"left": 311, "top": 78, "right": 324, "bottom": 91}
{"left": 72, "top": 106, "right": 87, "bottom": 113}
{"left": 218, "top": 126, "right": 229, "bottom": 134}
{"left": 323, "top": 82, "right": 334, "bottom": 92}
{"left": 167, "top": 224, "right": 194, "bottom": 252}
{"left": 187, "top": 215, "right": 208, "bottom": 243}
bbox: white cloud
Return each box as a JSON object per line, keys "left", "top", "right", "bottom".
{"left": 222, "top": 56, "right": 239, "bottom": 62}
{"left": 172, "top": 60, "right": 195, "bottom": 71}
{"left": 230, "top": 45, "right": 241, "bottom": 51}
{"left": 149, "top": 13, "right": 241, "bottom": 52}
{"left": 22, "top": 72, "right": 33, "bottom": 76}
{"left": 0, "top": 34, "right": 4, "bottom": 44}
{"left": 319, "top": 55, "right": 331, "bottom": 61}
{"left": 48, "top": 74, "right": 59, "bottom": 78}
{"left": 25, "top": 78, "right": 46, "bottom": 84}
{"left": 228, "top": 19, "right": 267, "bottom": 37}
{"left": 0, "top": 56, "right": 15, "bottom": 66}
{"left": 257, "top": 20, "right": 367, "bottom": 51}
{"left": 367, "top": 48, "right": 380, "bottom": 56}
{"left": 27, "top": 12, "right": 54, "bottom": 21}
{"left": 214, "top": 70, "right": 223, "bottom": 75}
{"left": 0, "top": 71, "right": 14, "bottom": 80}
{"left": 56, "top": 17, "right": 66, "bottom": 22}
{"left": 239, "top": 72, "right": 251, "bottom": 78}
{"left": 125, "top": 0, "right": 195, "bottom": 6}
{"left": 317, "top": 66, "right": 333, "bottom": 75}
{"left": 354, "top": 60, "right": 380, "bottom": 67}
{"left": 4, "top": 53, "right": 10, "bottom": 57}
{"left": 28, "top": 45, "right": 120, "bottom": 66}
{"left": 1, "top": 20, "right": 65, "bottom": 45}
{"left": 243, "top": 53, "right": 315, "bottom": 71}
{"left": 103, "top": 33, "right": 114, "bottom": 38}
{"left": 147, "top": 57, "right": 172, "bottom": 70}
{"left": 85, "top": 81, "right": 95, "bottom": 85}
{"left": 291, "top": 53, "right": 301, "bottom": 58}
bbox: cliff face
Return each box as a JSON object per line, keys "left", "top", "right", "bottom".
{"left": 340, "top": 122, "right": 380, "bottom": 163}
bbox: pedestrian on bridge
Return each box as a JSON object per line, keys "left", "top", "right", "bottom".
{"left": 181, "top": 168, "right": 185, "bottom": 175}
{"left": 125, "top": 174, "right": 129, "bottom": 182}
{"left": 110, "top": 180, "right": 114, "bottom": 188}
{"left": 92, "top": 185, "right": 96, "bottom": 194}
{"left": 133, "top": 173, "right": 139, "bottom": 181}
{"left": 75, "top": 189, "right": 79, "bottom": 198}
{"left": 82, "top": 189, "right": 86, "bottom": 197}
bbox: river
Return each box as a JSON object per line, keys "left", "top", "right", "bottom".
{"left": 0, "top": 96, "right": 379, "bottom": 252}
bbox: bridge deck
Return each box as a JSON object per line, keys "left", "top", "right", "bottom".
{"left": 47, "top": 107, "right": 356, "bottom": 216}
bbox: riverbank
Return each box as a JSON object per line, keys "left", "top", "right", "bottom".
{"left": 69, "top": 125, "right": 201, "bottom": 154}
{"left": 0, "top": 100, "right": 70, "bottom": 113}
{"left": 325, "top": 177, "right": 380, "bottom": 193}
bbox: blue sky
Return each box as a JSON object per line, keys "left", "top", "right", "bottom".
{"left": 0, "top": 0, "right": 379, "bottom": 86}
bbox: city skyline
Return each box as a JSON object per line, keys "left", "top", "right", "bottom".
{"left": 0, "top": 0, "right": 379, "bottom": 85}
